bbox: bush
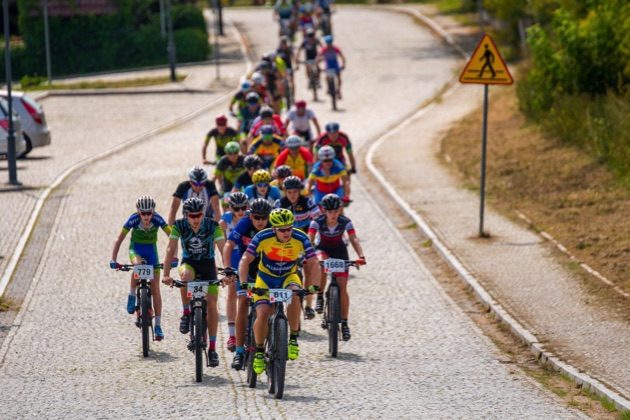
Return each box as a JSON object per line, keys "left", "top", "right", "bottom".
{"left": 174, "top": 28, "right": 210, "bottom": 62}
{"left": 173, "top": 4, "right": 207, "bottom": 33}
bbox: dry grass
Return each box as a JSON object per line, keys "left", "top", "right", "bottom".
{"left": 441, "top": 85, "right": 630, "bottom": 295}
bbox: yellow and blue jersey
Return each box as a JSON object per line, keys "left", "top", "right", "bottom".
{"left": 245, "top": 227, "right": 315, "bottom": 277}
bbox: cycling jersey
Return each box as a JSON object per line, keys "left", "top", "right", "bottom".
{"left": 315, "top": 132, "right": 352, "bottom": 164}
{"left": 214, "top": 155, "right": 246, "bottom": 192}
{"left": 286, "top": 108, "right": 315, "bottom": 132}
{"left": 229, "top": 215, "right": 272, "bottom": 281}
{"left": 238, "top": 106, "right": 261, "bottom": 134}
{"left": 277, "top": 46, "right": 294, "bottom": 70}
{"left": 250, "top": 115, "right": 286, "bottom": 137}
{"left": 170, "top": 217, "right": 224, "bottom": 260}
{"left": 221, "top": 212, "right": 242, "bottom": 268}
{"left": 275, "top": 195, "right": 319, "bottom": 231}
{"left": 244, "top": 184, "right": 282, "bottom": 205}
{"left": 320, "top": 45, "right": 342, "bottom": 70}
{"left": 248, "top": 135, "right": 284, "bottom": 168}
{"left": 173, "top": 180, "right": 219, "bottom": 219}
{"left": 301, "top": 39, "right": 321, "bottom": 61}
{"left": 234, "top": 171, "right": 253, "bottom": 191}
{"left": 205, "top": 127, "right": 239, "bottom": 157}
{"left": 308, "top": 214, "right": 355, "bottom": 249}
{"left": 246, "top": 228, "right": 316, "bottom": 278}
{"left": 274, "top": 147, "right": 313, "bottom": 180}
{"left": 122, "top": 212, "right": 170, "bottom": 244}
{"left": 316, "top": 0, "right": 332, "bottom": 14}
{"left": 274, "top": 0, "right": 294, "bottom": 19}
{"left": 308, "top": 158, "right": 346, "bottom": 194}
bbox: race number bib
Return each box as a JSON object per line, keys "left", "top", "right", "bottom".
{"left": 133, "top": 265, "right": 154, "bottom": 280}
{"left": 187, "top": 282, "right": 209, "bottom": 299}
{"left": 323, "top": 258, "right": 346, "bottom": 273}
{"left": 268, "top": 289, "right": 293, "bottom": 303}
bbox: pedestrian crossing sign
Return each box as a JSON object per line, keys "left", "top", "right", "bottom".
{"left": 459, "top": 34, "right": 513, "bottom": 85}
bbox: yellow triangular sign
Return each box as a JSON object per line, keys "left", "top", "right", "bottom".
{"left": 459, "top": 34, "right": 513, "bottom": 85}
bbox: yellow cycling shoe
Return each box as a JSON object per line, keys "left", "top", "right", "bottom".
{"left": 253, "top": 351, "right": 266, "bottom": 374}
{"left": 288, "top": 339, "right": 299, "bottom": 360}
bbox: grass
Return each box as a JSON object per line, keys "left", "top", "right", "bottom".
{"left": 0, "top": 296, "right": 14, "bottom": 312}
{"left": 22, "top": 74, "right": 186, "bottom": 91}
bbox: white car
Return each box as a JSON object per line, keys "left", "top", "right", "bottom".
{"left": 0, "top": 91, "right": 50, "bottom": 157}
{"left": 0, "top": 97, "right": 26, "bottom": 157}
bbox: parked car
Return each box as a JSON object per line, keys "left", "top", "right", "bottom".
{"left": 0, "top": 91, "right": 50, "bottom": 157}
{"left": 0, "top": 97, "right": 26, "bottom": 157}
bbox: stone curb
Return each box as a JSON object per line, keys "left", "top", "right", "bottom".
{"left": 365, "top": 6, "right": 630, "bottom": 413}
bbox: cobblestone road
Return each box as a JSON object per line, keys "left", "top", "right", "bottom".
{"left": 0, "top": 8, "right": 580, "bottom": 418}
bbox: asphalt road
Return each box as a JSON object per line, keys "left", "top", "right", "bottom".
{"left": 0, "top": 7, "right": 580, "bottom": 418}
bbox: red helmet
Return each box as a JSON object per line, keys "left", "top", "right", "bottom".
{"left": 295, "top": 100, "right": 307, "bottom": 108}
{"left": 215, "top": 114, "right": 228, "bottom": 125}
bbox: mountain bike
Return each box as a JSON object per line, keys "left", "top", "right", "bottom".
{"left": 116, "top": 263, "right": 163, "bottom": 357}
{"left": 303, "top": 59, "right": 319, "bottom": 101}
{"left": 172, "top": 268, "right": 229, "bottom": 383}
{"left": 235, "top": 288, "right": 259, "bottom": 388}
{"left": 319, "top": 259, "right": 359, "bottom": 357}
{"left": 325, "top": 69, "right": 339, "bottom": 111}
{"left": 250, "top": 287, "right": 309, "bottom": 399}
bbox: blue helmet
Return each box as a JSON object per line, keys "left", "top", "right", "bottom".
{"left": 323, "top": 35, "right": 333, "bottom": 44}
{"left": 325, "top": 122, "right": 340, "bottom": 133}
{"left": 261, "top": 125, "right": 274, "bottom": 136}
{"left": 241, "top": 80, "right": 251, "bottom": 90}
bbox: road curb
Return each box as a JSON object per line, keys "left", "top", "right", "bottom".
{"left": 365, "top": 6, "right": 630, "bottom": 413}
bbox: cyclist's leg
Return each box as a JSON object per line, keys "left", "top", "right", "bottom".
{"left": 316, "top": 249, "right": 329, "bottom": 291}
{"left": 128, "top": 244, "right": 142, "bottom": 298}
{"left": 336, "top": 69, "right": 342, "bottom": 98}
{"left": 178, "top": 262, "right": 196, "bottom": 307}
{"left": 253, "top": 273, "right": 279, "bottom": 346}
{"left": 282, "top": 273, "right": 303, "bottom": 333}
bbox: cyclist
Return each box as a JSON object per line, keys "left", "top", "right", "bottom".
{"left": 274, "top": 0, "right": 296, "bottom": 38}
{"left": 314, "top": 121, "right": 356, "bottom": 173}
{"left": 251, "top": 72, "right": 272, "bottom": 105}
{"left": 233, "top": 154, "right": 263, "bottom": 192}
{"left": 314, "top": 0, "right": 334, "bottom": 35}
{"left": 219, "top": 192, "right": 249, "bottom": 353}
{"left": 284, "top": 100, "right": 321, "bottom": 148}
{"left": 237, "top": 92, "right": 262, "bottom": 145}
{"left": 277, "top": 36, "right": 295, "bottom": 92}
{"left": 295, "top": 27, "right": 322, "bottom": 88}
{"left": 162, "top": 197, "right": 226, "bottom": 367}
{"left": 255, "top": 59, "right": 282, "bottom": 113}
{"left": 298, "top": 2, "right": 316, "bottom": 35}
{"left": 168, "top": 167, "right": 221, "bottom": 225}
{"left": 308, "top": 193, "right": 365, "bottom": 340}
{"left": 238, "top": 208, "right": 320, "bottom": 374}
{"left": 274, "top": 135, "right": 314, "bottom": 180}
{"left": 248, "top": 125, "right": 285, "bottom": 169}
{"left": 214, "top": 141, "right": 246, "bottom": 194}
{"left": 244, "top": 169, "right": 282, "bottom": 205}
{"left": 270, "top": 165, "right": 293, "bottom": 194}
{"left": 110, "top": 196, "right": 171, "bottom": 340}
{"left": 203, "top": 114, "right": 239, "bottom": 164}
{"left": 229, "top": 80, "right": 253, "bottom": 117}
{"left": 317, "top": 34, "right": 346, "bottom": 99}
{"left": 248, "top": 106, "right": 285, "bottom": 144}
{"left": 304, "top": 145, "right": 349, "bottom": 205}
{"left": 222, "top": 199, "right": 273, "bottom": 370}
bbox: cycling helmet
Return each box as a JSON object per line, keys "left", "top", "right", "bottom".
{"left": 260, "top": 107, "right": 274, "bottom": 118}
{"left": 269, "top": 208, "right": 294, "bottom": 227}
{"left": 215, "top": 113, "right": 228, "bottom": 125}
{"left": 241, "top": 80, "right": 252, "bottom": 90}
{"left": 224, "top": 141, "right": 240, "bottom": 155}
{"left": 183, "top": 196, "right": 205, "bottom": 213}
{"left": 285, "top": 135, "right": 302, "bottom": 149}
{"left": 260, "top": 124, "right": 274, "bottom": 136}
{"left": 279, "top": 35, "right": 289, "bottom": 44}
{"left": 257, "top": 60, "right": 271, "bottom": 70}
{"left": 244, "top": 154, "right": 262, "bottom": 169}
{"left": 250, "top": 198, "right": 272, "bottom": 216}
{"left": 263, "top": 51, "right": 276, "bottom": 61}
{"left": 306, "top": 27, "right": 315, "bottom": 37}
{"left": 303, "top": 3, "right": 313, "bottom": 13}
{"left": 283, "top": 176, "right": 302, "bottom": 190}
{"left": 275, "top": 165, "right": 292, "bottom": 178}
{"left": 320, "top": 193, "right": 342, "bottom": 210}
{"left": 323, "top": 35, "right": 333, "bottom": 44}
{"left": 252, "top": 169, "right": 272, "bottom": 184}
{"left": 252, "top": 72, "right": 264, "bottom": 84}
{"left": 228, "top": 191, "right": 248, "bottom": 207}
{"left": 136, "top": 195, "right": 156, "bottom": 212}
{"left": 295, "top": 100, "right": 307, "bottom": 108}
{"left": 325, "top": 121, "right": 340, "bottom": 133}
{"left": 318, "top": 145, "right": 336, "bottom": 160}
{"left": 188, "top": 166, "right": 208, "bottom": 183}
{"left": 246, "top": 91, "right": 260, "bottom": 103}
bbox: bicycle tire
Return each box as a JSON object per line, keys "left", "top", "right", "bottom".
{"left": 271, "top": 316, "right": 288, "bottom": 399}
{"left": 328, "top": 75, "right": 337, "bottom": 111}
{"left": 328, "top": 283, "right": 340, "bottom": 357}
{"left": 140, "top": 287, "right": 150, "bottom": 358}
{"left": 246, "top": 309, "right": 258, "bottom": 388}
{"left": 194, "top": 306, "right": 204, "bottom": 382}
{"left": 311, "top": 74, "right": 318, "bottom": 101}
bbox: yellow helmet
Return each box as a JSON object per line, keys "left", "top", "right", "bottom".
{"left": 252, "top": 169, "right": 272, "bottom": 184}
{"left": 269, "top": 208, "right": 294, "bottom": 227}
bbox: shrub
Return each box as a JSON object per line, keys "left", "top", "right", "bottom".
{"left": 174, "top": 28, "right": 209, "bottom": 62}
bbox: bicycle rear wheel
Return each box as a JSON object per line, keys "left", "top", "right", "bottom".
{"left": 327, "top": 75, "right": 337, "bottom": 111}
{"left": 328, "top": 284, "right": 340, "bottom": 357}
{"left": 246, "top": 309, "right": 258, "bottom": 388}
{"left": 194, "top": 307, "right": 204, "bottom": 382}
{"left": 270, "top": 317, "right": 288, "bottom": 399}
{"left": 140, "top": 288, "right": 150, "bottom": 358}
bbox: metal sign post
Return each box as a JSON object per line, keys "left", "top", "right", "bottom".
{"left": 479, "top": 84, "right": 489, "bottom": 237}
{"left": 212, "top": 0, "right": 220, "bottom": 80}
{"left": 4, "top": 0, "right": 19, "bottom": 185}
{"left": 166, "top": 0, "right": 177, "bottom": 82}
{"left": 43, "top": 0, "right": 52, "bottom": 85}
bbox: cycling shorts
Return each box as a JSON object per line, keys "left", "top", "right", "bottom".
{"left": 253, "top": 271, "right": 302, "bottom": 306}
{"left": 313, "top": 186, "right": 344, "bottom": 205}
{"left": 179, "top": 258, "right": 219, "bottom": 296}
{"left": 316, "top": 246, "right": 349, "bottom": 278}
{"left": 129, "top": 242, "right": 159, "bottom": 267}
{"left": 294, "top": 128, "right": 312, "bottom": 142}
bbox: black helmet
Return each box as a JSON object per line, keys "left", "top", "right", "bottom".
{"left": 275, "top": 165, "right": 292, "bottom": 179}
{"left": 320, "top": 193, "right": 342, "bottom": 210}
{"left": 188, "top": 166, "right": 207, "bottom": 183}
{"left": 249, "top": 198, "right": 272, "bottom": 216}
{"left": 183, "top": 197, "right": 205, "bottom": 213}
{"left": 228, "top": 191, "right": 248, "bottom": 207}
{"left": 283, "top": 176, "right": 302, "bottom": 190}
{"left": 244, "top": 154, "right": 263, "bottom": 169}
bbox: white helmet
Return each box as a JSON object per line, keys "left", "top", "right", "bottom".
{"left": 252, "top": 72, "right": 264, "bottom": 85}
{"left": 317, "top": 145, "right": 336, "bottom": 160}
{"left": 136, "top": 195, "right": 156, "bottom": 212}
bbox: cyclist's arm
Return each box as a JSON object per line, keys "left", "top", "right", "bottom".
{"left": 311, "top": 116, "right": 321, "bottom": 136}
{"left": 161, "top": 224, "right": 172, "bottom": 236}
{"left": 303, "top": 176, "right": 314, "bottom": 196}
{"left": 210, "top": 195, "right": 222, "bottom": 222}
{"left": 162, "top": 237, "right": 179, "bottom": 282}
{"left": 338, "top": 50, "right": 346, "bottom": 69}
{"left": 215, "top": 237, "right": 226, "bottom": 256}
{"left": 202, "top": 135, "right": 211, "bottom": 163}
{"left": 341, "top": 173, "right": 350, "bottom": 197}
{"left": 238, "top": 252, "right": 255, "bottom": 286}
{"left": 303, "top": 255, "right": 321, "bottom": 289}
{"left": 348, "top": 233, "right": 364, "bottom": 260}
{"left": 111, "top": 230, "right": 128, "bottom": 262}
{"left": 347, "top": 149, "right": 357, "bottom": 173}
{"left": 222, "top": 239, "right": 237, "bottom": 268}
{"left": 168, "top": 197, "right": 180, "bottom": 225}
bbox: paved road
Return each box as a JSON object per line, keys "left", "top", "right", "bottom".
{"left": 0, "top": 7, "right": 579, "bottom": 418}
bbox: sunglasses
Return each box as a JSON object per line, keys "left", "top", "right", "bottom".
{"left": 190, "top": 181, "right": 205, "bottom": 187}
{"left": 252, "top": 215, "right": 268, "bottom": 221}
{"left": 187, "top": 212, "right": 203, "bottom": 219}
{"left": 322, "top": 159, "right": 333, "bottom": 163}
{"left": 231, "top": 206, "right": 247, "bottom": 212}
{"left": 276, "top": 226, "right": 293, "bottom": 233}
{"left": 256, "top": 183, "right": 269, "bottom": 188}
{"left": 139, "top": 211, "right": 153, "bottom": 216}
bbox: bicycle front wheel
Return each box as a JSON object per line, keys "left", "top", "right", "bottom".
{"left": 270, "top": 316, "right": 288, "bottom": 399}
{"left": 194, "top": 306, "right": 204, "bottom": 382}
{"left": 327, "top": 75, "right": 337, "bottom": 111}
{"left": 328, "top": 284, "right": 340, "bottom": 357}
{"left": 140, "top": 288, "right": 150, "bottom": 358}
{"left": 246, "top": 309, "right": 258, "bottom": 388}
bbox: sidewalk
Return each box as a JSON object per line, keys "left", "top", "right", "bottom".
{"left": 373, "top": 4, "right": 630, "bottom": 403}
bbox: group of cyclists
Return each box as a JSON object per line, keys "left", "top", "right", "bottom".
{"left": 110, "top": 1, "right": 364, "bottom": 377}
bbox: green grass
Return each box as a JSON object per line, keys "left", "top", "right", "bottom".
{"left": 619, "top": 409, "right": 630, "bottom": 420}
{"left": 22, "top": 74, "right": 186, "bottom": 91}
{"left": 0, "top": 296, "right": 14, "bottom": 312}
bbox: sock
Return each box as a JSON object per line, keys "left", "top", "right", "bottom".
{"left": 183, "top": 308, "right": 190, "bottom": 316}
{"left": 129, "top": 289, "right": 135, "bottom": 296}
{"left": 341, "top": 319, "right": 348, "bottom": 326}
{"left": 236, "top": 346, "right": 246, "bottom": 355}
{"left": 209, "top": 336, "right": 216, "bottom": 350}
{"left": 256, "top": 345, "right": 264, "bottom": 352}
{"left": 290, "top": 331, "right": 299, "bottom": 341}
{"left": 228, "top": 322, "right": 236, "bottom": 337}
{"left": 155, "top": 316, "right": 161, "bottom": 327}
{"left": 317, "top": 292, "right": 323, "bottom": 299}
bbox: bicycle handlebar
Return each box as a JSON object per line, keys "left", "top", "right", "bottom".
{"left": 172, "top": 279, "right": 224, "bottom": 289}
{"left": 117, "top": 263, "right": 164, "bottom": 272}
{"left": 249, "top": 287, "right": 312, "bottom": 298}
